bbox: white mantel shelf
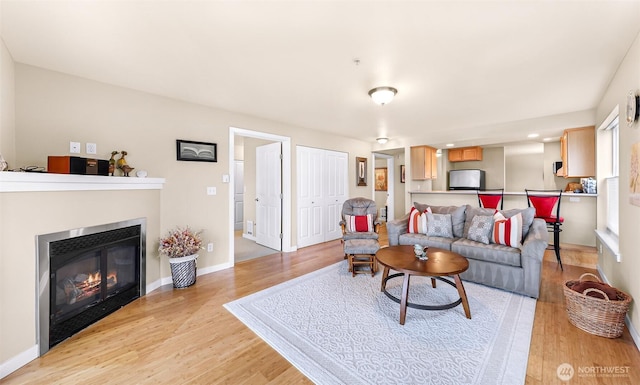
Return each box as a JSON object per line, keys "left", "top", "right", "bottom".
{"left": 0, "top": 172, "right": 165, "bottom": 192}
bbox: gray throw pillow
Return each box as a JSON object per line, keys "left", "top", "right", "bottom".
{"left": 467, "top": 215, "right": 493, "bottom": 244}
{"left": 414, "top": 202, "right": 466, "bottom": 238}
{"left": 426, "top": 212, "right": 453, "bottom": 238}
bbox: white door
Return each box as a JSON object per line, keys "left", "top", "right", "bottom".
{"left": 296, "top": 146, "right": 348, "bottom": 248}
{"left": 324, "top": 150, "right": 348, "bottom": 241}
{"left": 234, "top": 160, "right": 244, "bottom": 231}
{"left": 256, "top": 142, "right": 282, "bottom": 250}
{"left": 297, "top": 147, "right": 325, "bottom": 248}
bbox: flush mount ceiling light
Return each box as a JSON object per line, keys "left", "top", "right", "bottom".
{"left": 376, "top": 137, "right": 389, "bottom": 144}
{"left": 368, "top": 87, "right": 398, "bottom": 105}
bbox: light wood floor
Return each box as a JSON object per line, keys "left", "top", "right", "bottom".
{"left": 4, "top": 230, "right": 640, "bottom": 384}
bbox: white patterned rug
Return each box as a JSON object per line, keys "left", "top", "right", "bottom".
{"left": 224, "top": 262, "right": 536, "bottom": 385}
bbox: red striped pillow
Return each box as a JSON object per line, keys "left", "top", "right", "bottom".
{"left": 345, "top": 214, "right": 374, "bottom": 232}
{"left": 492, "top": 211, "right": 522, "bottom": 246}
{"left": 408, "top": 206, "right": 431, "bottom": 234}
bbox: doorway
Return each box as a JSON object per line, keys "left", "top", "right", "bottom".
{"left": 228, "top": 127, "right": 293, "bottom": 266}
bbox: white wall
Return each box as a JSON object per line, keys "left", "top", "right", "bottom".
{"left": 594, "top": 30, "right": 640, "bottom": 336}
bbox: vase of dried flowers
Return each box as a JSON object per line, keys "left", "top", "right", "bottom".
{"left": 159, "top": 226, "right": 203, "bottom": 288}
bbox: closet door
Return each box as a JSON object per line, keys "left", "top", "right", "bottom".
{"left": 296, "top": 147, "right": 348, "bottom": 248}
{"left": 324, "top": 150, "right": 348, "bottom": 241}
{"left": 297, "top": 146, "right": 324, "bottom": 248}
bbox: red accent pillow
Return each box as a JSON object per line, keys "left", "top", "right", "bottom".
{"left": 408, "top": 206, "right": 431, "bottom": 234}
{"left": 479, "top": 195, "right": 502, "bottom": 209}
{"left": 345, "top": 214, "right": 373, "bottom": 232}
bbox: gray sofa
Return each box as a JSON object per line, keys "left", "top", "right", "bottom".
{"left": 386, "top": 203, "right": 548, "bottom": 298}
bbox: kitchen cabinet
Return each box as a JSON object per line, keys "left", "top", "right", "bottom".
{"left": 557, "top": 126, "right": 595, "bottom": 178}
{"left": 410, "top": 145, "right": 438, "bottom": 180}
{"left": 448, "top": 146, "right": 483, "bottom": 162}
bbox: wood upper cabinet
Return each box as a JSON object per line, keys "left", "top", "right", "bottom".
{"left": 558, "top": 126, "right": 595, "bottom": 178}
{"left": 448, "top": 146, "right": 483, "bottom": 162}
{"left": 410, "top": 145, "right": 438, "bottom": 180}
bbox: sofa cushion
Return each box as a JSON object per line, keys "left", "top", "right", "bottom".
{"left": 414, "top": 203, "right": 466, "bottom": 238}
{"left": 408, "top": 206, "right": 430, "bottom": 234}
{"left": 452, "top": 238, "right": 522, "bottom": 267}
{"left": 398, "top": 233, "right": 457, "bottom": 250}
{"left": 426, "top": 212, "right": 453, "bottom": 238}
{"left": 492, "top": 211, "right": 523, "bottom": 247}
{"left": 464, "top": 206, "right": 535, "bottom": 241}
{"left": 466, "top": 215, "right": 493, "bottom": 244}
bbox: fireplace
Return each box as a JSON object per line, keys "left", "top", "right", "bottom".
{"left": 37, "top": 218, "right": 146, "bottom": 355}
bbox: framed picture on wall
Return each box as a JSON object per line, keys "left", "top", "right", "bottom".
{"left": 400, "top": 165, "right": 406, "bottom": 183}
{"left": 356, "top": 157, "right": 367, "bottom": 186}
{"left": 176, "top": 139, "right": 217, "bottom": 162}
{"left": 375, "top": 167, "right": 388, "bottom": 191}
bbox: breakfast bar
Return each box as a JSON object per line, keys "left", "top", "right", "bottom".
{"left": 409, "top": 190, "right": 597, "bottom": 247}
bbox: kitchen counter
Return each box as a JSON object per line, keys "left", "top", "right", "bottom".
{"left": 408, "top": 190, "right": 596, "bottom": 246}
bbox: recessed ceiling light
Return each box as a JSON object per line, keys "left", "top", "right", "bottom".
{"left": 446, "top": 143, "right": 454, "bottom": 147}
{"left": 528, "top": 133, "right": 539, "bottom": 138}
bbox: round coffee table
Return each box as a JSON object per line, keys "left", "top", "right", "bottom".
{"left": 376, "top": 245, "right": 471, "bottom": 325}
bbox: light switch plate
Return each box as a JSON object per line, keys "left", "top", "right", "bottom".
{"left": 86, "top": 143, "right": 97, "bottom": 154}
{"left": 70, "top": 141, "right": 81, "bottom": 154}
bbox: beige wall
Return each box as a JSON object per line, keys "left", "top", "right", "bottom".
{"left": 0, "top": 64, "right": 374, "bottom": 368}
{"left": 594, "top": 31, "right": 640, "bottom": 335}
{"left": 1, "top": 38, "right": 15, "bottom": 166}
{"left": 0, "top": 189, "right": 161, "bottom": 363}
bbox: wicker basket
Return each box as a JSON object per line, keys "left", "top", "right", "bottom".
{"left": 564, "top": 273, "right": 632, "bottom": 338}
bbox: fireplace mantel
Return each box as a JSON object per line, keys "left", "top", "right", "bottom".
{"left": 0, "top": 172, "right": 165, "bottom": 192}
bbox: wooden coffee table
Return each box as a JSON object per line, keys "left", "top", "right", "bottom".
{"left": 376, "top": 245, "right": 471, "bottom": 325}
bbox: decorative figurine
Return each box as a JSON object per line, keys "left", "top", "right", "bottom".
{"left": 108, "top": 151, "right": 119, "bottom": 176}
{"left": 413, "top": 244, "right": 428, "bottom": 260}
{"left": 120, "top": 164, "right": 135, "bottom": 177}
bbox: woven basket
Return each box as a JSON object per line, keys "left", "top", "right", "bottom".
{"left": 169, "top": 254, "right": 197, "bottom": 289}
{"left": 564, "top": 273, "right": 632, "bottom": 338}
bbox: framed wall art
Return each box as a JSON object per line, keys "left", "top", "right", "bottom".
{"left": 176, "top": 139, "right": 217, "bottom": 162}
{"left": 356, "top": 157, "right": 367, "bottom": 186}
{"left": 400, "top": 165, "right": 406, "bottom": 183}
{"left": 375, "top": 167, "right": 388, "bottom": 191}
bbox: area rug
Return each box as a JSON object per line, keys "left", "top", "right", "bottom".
{"left": 224, "top": 262, "right": 536, "bottom": 385}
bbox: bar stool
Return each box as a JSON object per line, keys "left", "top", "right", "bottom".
{"left": 477, "top": 188, "right": 504, "bottom": 210}
{"left": 525, "top": 189, "right": 564, "bottom": 270}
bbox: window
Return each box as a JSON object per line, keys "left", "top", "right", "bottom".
{"left": 603, "top": 115, "right": 619, "bottom": 236}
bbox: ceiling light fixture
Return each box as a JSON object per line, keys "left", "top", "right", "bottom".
{"left": 528, "top": 133, "right": 539, "bottom": 138}
{"left": 446, "top": 143, "right": 455, "bottom": 147}
{"left": 376, "top": 137, "right": 389, "bottom": 144}
{"left": 368, "top": 87, "right": 398, "bottom": 105}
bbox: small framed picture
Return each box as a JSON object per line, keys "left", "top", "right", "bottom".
{"left": 400, "top": 165, "right": 406, "bottom": 183}
{"left": 375, "top": 167, "right": 388, "bottom": 191}
{"left": 356, "top": 157, "right": 367, "bottom": 186}
{"left": 176, "top": 139, "right": 217, "bottom": 162}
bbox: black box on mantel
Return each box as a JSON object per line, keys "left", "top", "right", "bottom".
{"left": 47, "top": 156, "right": 109, "bottom": 176}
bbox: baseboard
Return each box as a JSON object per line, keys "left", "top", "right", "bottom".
{"left": 242, "top": 233, "right": 256, "bottom": 241}
{"left": 0, "top": 345, "right": 38, "bottom": 379}
{"left": 146, "top": 278, "right": 163, "bottom": 294}
{"left": 597, "top": 265, "right": 640, "bottom": 351}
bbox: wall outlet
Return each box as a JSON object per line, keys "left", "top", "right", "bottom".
{"left": 207, "top": 243, "right": 214, "bottom": 252}
{"left": 86, "top": 143, "right": 97, "bottom": 154}
{"left": 70, "top": 141, "right": 81, "bottom": 154}
{"left": 206, "top": 186, "right": 216, "bottom": 195}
